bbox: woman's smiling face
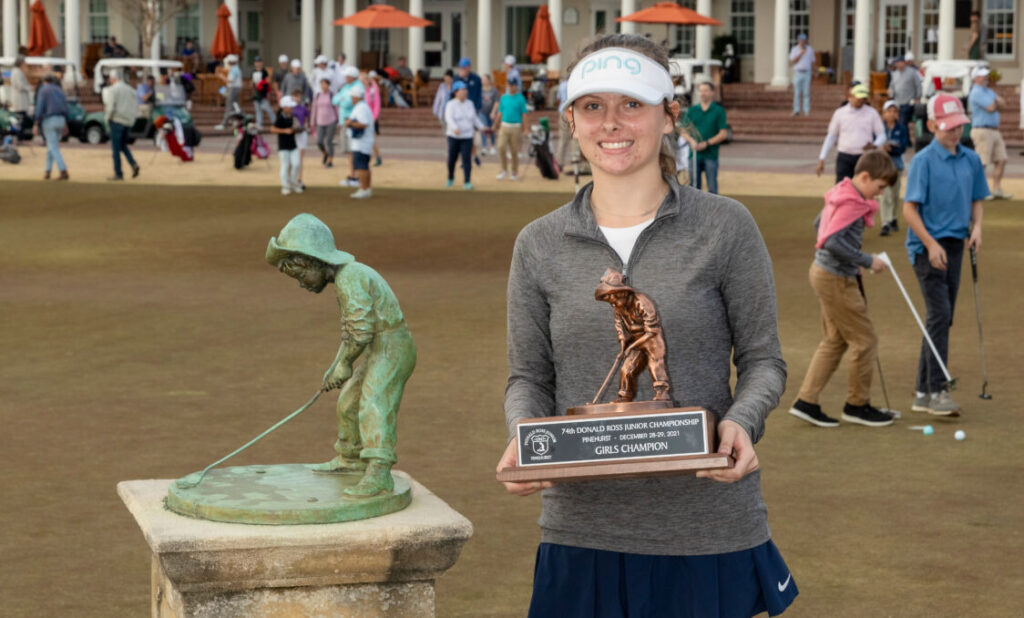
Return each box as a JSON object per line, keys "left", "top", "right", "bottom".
{"left": 568, "top": 93, "right": 676, "bottom": 178}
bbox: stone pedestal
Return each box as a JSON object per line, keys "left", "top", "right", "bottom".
{"left": 118, "top": 472, "right": 473, "bottom": 617}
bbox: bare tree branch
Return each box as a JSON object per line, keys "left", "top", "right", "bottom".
{"left": 114, "top": 0, "right": 196, "bottom": 57}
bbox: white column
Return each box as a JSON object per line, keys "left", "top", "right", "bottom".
{"left": 18, "top": 0, "right": 27, "bottom": 47}
{"left": 770, "top": 0, "right": 789, "bottom": 87}
{"left": 937, "top": 0, "right": 954, "bottom": 61}
{"left": 695, "top": 0, "right": 712, "bottom": 61}
{"left": 477, "top": 0, "right": 491, "bottom": 75}
{"left": 302, "top": 0, "right": 315, "bottom": 71}
{"left": 226, "top": 0, "right": 239, "bottom": 41}
{"left": 853, "top": 0, "right": 871, "bottom": 84}
{"left": 619, "top": 0, "right": 636, "bottom": 35}
{"left": 342, "top": 0, "right": 356, "bottom": 67}
{"left": 408, "top": 0, "right": 424, "bottom": 73}
{"left": 4, "top": 0, "right": 20, "bottom": 57}
{"left": 546, "top": 0, "right": 561, "bottom": 73}
{"left": 320, "top": 0, "right": 335, "bottom": 61}
{"left": 65, "top": 0, "right": 81, "bottom": 77}
{"left": 149, "top": 0, "right": 161, "bottom": 64}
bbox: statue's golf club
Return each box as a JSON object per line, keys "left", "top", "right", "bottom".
{"left": 877, "top": 252, "right": 957, "bottom": 392}
{"left": 175, "top": 387, "right": 326, "bottom": 489}
{"left": 856, "top": 274, "right": 900, "bottom": 418}
{"left": 591, "top": 352, "right": 624, "bottom": 405}
{"left": 969, "top": 247, "right": 992, "bottom": 399}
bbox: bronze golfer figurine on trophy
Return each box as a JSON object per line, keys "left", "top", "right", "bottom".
{"left": 496, "top": 269, "right": 733, "bottom": 483}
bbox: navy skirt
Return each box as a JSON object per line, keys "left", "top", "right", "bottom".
{"left": 528, "top": 540, "right": 797, "bottom": 618}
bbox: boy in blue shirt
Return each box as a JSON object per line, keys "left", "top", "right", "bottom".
{"left": 879, "top": 101, "right": 909, "bottom": 236}
{"left": 902, "top": 94, "right": 987, "bottom": 416}
{"left": 492, "top": 79, "right": 529, "bottom": 180}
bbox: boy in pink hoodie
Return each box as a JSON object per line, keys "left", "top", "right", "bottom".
{"left": 790, "top": 151, "right": 899, "bottom": 428}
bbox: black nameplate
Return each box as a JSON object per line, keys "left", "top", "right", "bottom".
{"left": 516, "top": 411, "right": 708, "bottom": 467}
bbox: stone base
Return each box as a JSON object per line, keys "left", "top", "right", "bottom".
{"left": 120, "top": 472, "right": 472, "bottom": 618}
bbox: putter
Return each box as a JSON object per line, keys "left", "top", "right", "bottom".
{"left": 591, "top": 352, "right": 625, "bottom": 405}
{"left": 877, "top": 252, "right": 957, "bottom": 392}
{"left": 969, "top": 247, "right": 992, "bottom": 399}
{"left": 176, "top": 387, "right": 326, "bottom": 489}
{"left": 856, "top": 274, "right": 901, "bottom": 418}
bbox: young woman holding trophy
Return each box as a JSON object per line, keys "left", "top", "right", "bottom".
{"left": 498, "top": 34, "right": 799, "bottom": 616}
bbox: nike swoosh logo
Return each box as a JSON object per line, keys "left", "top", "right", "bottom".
{"left": 778, "top": 573, "right": 792, "bottom": 592}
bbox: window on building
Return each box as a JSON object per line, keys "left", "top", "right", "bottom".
{"left": 175, "top": 3, "right": 200, "bottom": 54}
{"left": 593, "top": 9, "right": 622, "bottom": 36}
{"left": 58, "top": 1, "right": 65, "bottom": 43}
{"left": 369, "top": 29, "right": 390, "bottom": 56}
{"left": 921, "top": 0, "right": 939, "bottom": 58}
{"left": 984, "top": 0, "right": 1015, "bottom": 58}
{"left": 292, "top": 0, "right": 301, "bottom": 20}
{"left": 88, "top": 0, "right": 109, "bottom": 43}
{"left": 840, "top": 0, "right": 855, "bottom": 48}
{"left": 506, "top": 5, "right": 539, "bottom": 64}
{"left": 789, "top": 0, "right": 809, "bottom": 47}
{"left": 672, "top": 0, "right": 696, "bottom": 57}
{"left": 730, "top": 0, "right": 754, "bottom": 55}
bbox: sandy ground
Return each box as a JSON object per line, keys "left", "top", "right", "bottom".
{"left": 8, "top": 137, "right": 1024, "bottom": 199}
{"left": 1, "top": 179, "right": 1022, "bottom": 617}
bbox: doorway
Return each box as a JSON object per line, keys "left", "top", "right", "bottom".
{"left": 424, "top": 3, "right": 464, "bottom": 77}
{"left": 878, "top": 0, "right": 913, "bottom": 69}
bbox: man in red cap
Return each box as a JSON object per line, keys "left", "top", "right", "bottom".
{"left": 901, "top": 94, "right": 988, "bottom": 417}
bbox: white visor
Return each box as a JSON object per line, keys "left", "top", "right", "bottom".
{"left": 561, "top": 47, "right": 674, "bottom": 113}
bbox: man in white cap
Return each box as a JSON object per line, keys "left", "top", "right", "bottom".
{"left": 967, "top": 66, "right": 1011, "bottom": 199}
{"left": 215, "top": 54, "right": 242, "bottom": 130}
{"left": 332, "top": 52, "right": 353, "bottom": 92}
{"left": 281, "top": 59, "right": 310, "bottom": 104}
{"left": 270, "top": 95, "right": 302, "bottom": 195}
{"left": 344, "top": 83, "right": 375, "bottom": 198}
{"left": 311, "top": 55, "right": 334, "bottom": 94}
{"left": 332, "top": 66, "right": 362, "bottom": 186}
{"left": 503, "top": 54, "right": 521, "bottom": 94}
{"left": 273, "top": 54, "right": 290, "bottom": 103}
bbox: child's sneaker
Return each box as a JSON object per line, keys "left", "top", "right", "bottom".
{"left": 445, "top": 179, "right": 454, "bottom": 187}
{"left": 463, "top": 182, "right": 473, "bottom": 190}
{"left": 496, "top": 171, "right": 508, "bottom": 180}
{"left": 509, "top": 174, "right": 519, "bottom": 181}
{"left": 281, "top": 187, "right": 291, "bottom": 196}
{"left": 350, "top": 188, "right": 373, "bottom": 199}
{"left": 911, "top": 392, "right": 931, "bottom": 412}
{"left": 292, "top": 184, "right": 304, "bottom": 194}
{"left": 841, "top": 403, "right": 895, "bottom": 427}
{"left": 926, "top": 390, "right": 961, "bottom": 416}
{"left": 788, "top": 399, "right": 839, "bottom": 427}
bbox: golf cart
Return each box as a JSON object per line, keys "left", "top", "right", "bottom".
{"left": 669, "top": 58, "right": 722, "bottom": 107}
{"left": 0, "top": 56, "right": 88, "bottom": 142}
{"left": 912, "top": 59, "right": 987, "bottom": 151}
{"left": 83, "top": 58, "right": 193, "bottom": 145}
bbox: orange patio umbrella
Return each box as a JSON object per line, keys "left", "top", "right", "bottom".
{"left": 211, "top": 4, "right": 241, "bottom": 60}
{"left": 27, "top": 0, "right": 59, "bottom": 56}
{"left": 525, "top": 6, "right": 559, "bottom": 65}
{"left": 333, "top": 5, "right": 433, "bottom": 28}
{"left": 617, "top": 1, "right": 721, "bottom": 45}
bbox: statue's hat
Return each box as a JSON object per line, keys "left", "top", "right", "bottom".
{"left": 594, "top": 268, "right": 634, "bottom": 300}
{"left": 266, "top": 213, "right": 354, "bottom": 267}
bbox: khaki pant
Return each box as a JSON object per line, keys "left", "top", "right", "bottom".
{"left": 796, "top": 264, "right": 878, "bottom": 406}
{"left": 970, "top": 127, "right": 1007, "bottom": 166}
{"left": 878, "top": 172, "right": 901, "bottom": 224}
{"left": 497, "top": 123, "right": 522, "bottom": 175}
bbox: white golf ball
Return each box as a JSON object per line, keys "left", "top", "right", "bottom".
{"left": 954, "top": 430, "right": 966, "bottom": 441}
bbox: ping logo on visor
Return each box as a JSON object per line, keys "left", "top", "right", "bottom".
{"left": 579, "top": 54, "right": 644, "bottom": 79}
{"left": 561, "top": 47, "right": 675, "bottom": 112}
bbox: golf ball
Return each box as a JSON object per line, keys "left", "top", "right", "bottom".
{"left": 955, "top": 430, "right": 966, "bottom": 441}
{"left": 923, "top": 425, "right": 934, "bottom": 436}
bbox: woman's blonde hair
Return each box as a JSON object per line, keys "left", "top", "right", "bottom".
{"left": 564, "top": 34, "right": 679, "bottom": 177}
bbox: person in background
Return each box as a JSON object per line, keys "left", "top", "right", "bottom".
{"left": 102, "top": 69, "right": 140, "bottom": 181}
{"left": 252, "top": 57, "right": 275, "bottom": 130}
{"left": 311, "top": 77, "right": 338, "bottom": 169}
{"left": 817, "top": 84, "right": 886, "bottom": 183}
{"left": 966, "top": 10, "right": 987, "bottom": 60}
{"left": 479, "top": 74, "right": 499, "bottom": 156}
{"left": 273, "top": 54, "right": 290, "bottom": 103}
{"left": 433, "top": 70, "right": 454, "bottom": 131}
{"left": 333, "top": 66, "right": 361, "bottom": 187}
{"left": 680, "top": 81, "right": 728, "bottom": 194}
{"left": 503, "top": 55, "right": 521, "bottom": 94}
{"left": 362, "top": 71, "right": 383, "bottom": 166}
{"left": 35, "top": 74, "right": 70, "bottom": 180}
{"left": 789, "top": 33, "right": 815, "bottom": 116}
{"left": 281, "top": 59, "right": 311, "bottom": 107}
{"left": 180, "top": 39, "right": 200, "bottom": 74}
{"left": 395, "top": 56, "right": 414, "bottom": 83}
{"left": 215, "top": 54, "right": 242, "bottom": 130}
{"left": 311, "top": 56, "right": 334, "bottom": 94}
{"left": 290, "top": 88, "right": 310, "bottom": 191}
{"left": 887, "top": 56, "right": 921, "bottom": 138}
{"left": 492, "top": 78, "right": 528, "bottom": 181}
{"left": 103, "top": 36, "right": 130, "bottom": 58}
{"left": 879, "top": 100, "right": 909, "bottom": 236}
{"left": 9, "top": 56, "right": 33, "bottom": 138}
{"left": 456, "top": 57, "right": 484, "bottom": 166}
{"left": 136, "top": 75, "right": 155, "bottom": 116}
{"left": 554, "top": 78, "right": 573, "bottom": 166}
{"left": 344, "top": 84, "right": 375, "bottom": 199}
{"left": 967, "top": 66, "right": 1012, "bottom": 200}
{"left": 444, "top": 80, "right": 484, "bottom": 190}
{"left": 271, "top": 95, "right": 302, "bottom": 195}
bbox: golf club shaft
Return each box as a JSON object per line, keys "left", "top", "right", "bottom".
{"left": 885, "top": 258, "right": 953, "bottom": 383}
{"left": 856, "top": 274, "right": 891, "bottom": 410}
{"left": 591, "top": 353, "right": 624, "bottom": 405}
{"left": 969, "top": 248, "right": 991, "bottom": 391}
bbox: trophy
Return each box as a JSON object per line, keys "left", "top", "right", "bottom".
{"left": 496, "top": 269, "right": 733, "bottom": 483}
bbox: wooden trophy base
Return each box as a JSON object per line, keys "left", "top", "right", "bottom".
{"left": 497, "top": 405, "right": 733, "bottom": 483}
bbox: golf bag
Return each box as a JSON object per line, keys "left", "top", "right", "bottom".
{"left": 183, "top": 125, "right": 202, "bottom": 148}
{"left": 528, "top": 123, "right": 559, "bottom": 180}
{"left": 233, "top": 131, "right": 254, "bottom": 169}
{"left": 0, "top": 141, "right": 21, "bottom": 164}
